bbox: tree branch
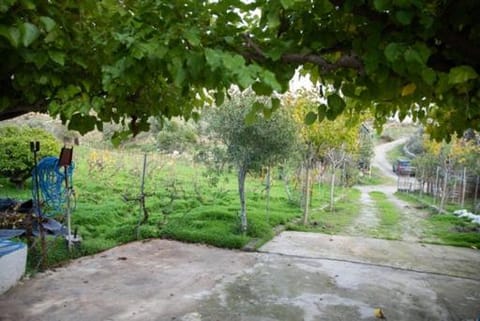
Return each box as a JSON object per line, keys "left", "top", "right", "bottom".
{"left": 0, "top": 101, "right": 48, "bottom": 121}
{"left": 243, "top": 34, "right": 364, "bottom": 74}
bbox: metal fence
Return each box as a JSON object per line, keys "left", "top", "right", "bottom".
{"left": 397, "top": 167, "right": 480, "bottom": 212}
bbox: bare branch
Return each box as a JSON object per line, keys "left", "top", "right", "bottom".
{"left": 242, "top": 34, "right": 364, "bottom": 74}
{"left": 281, "top": 53, "right": 364, "bottom": 73}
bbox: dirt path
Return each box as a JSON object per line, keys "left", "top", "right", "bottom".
{"left": 346, "top": 188, "right": 379, "bottom": 236}
{"left": 349, "top": 139, "right": 433, "bottom": 242}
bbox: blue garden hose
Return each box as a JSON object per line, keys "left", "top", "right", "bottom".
{"left": 32, "top": 157, "right": 74, "bottom": 217}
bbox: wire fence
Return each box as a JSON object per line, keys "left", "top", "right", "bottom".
{"left": 397, "top": 167, "right": 480, "bottom": 213}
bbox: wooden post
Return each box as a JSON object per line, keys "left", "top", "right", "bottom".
{"left": 31, "top": 141, "right": 47, "bottom": 269}
{"left": 474, "top": 175, "right": 479, "bottom": 213}
{"left": 302, "top": 145, "right": 312, "bottom": 225}
{"left": 461, "top": 167, "right": 467, "bottom": 208}
{"left": 265, "top": 166, "right": 271, "bottom": 223}
{"left": 439, "top": 165, "right": 448, "bottom": 213}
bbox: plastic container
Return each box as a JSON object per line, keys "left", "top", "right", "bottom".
{"left": 0, "top": 239, "right": 27, "bottom": 294}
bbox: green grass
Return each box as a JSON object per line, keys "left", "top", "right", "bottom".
{"left": 2, "top": 146, "right": 307, "bottom": 270}
{"left": 422, "top": 214, "right": 480, "bottom": 248}
{"left": 396, "top": 192, "right": 480, "bottom": 248}
{"left": 397, "top": 190, "right": 476, "bottom": 214}
{"left": 287, "top": 188, "right": 362, "bottom": 234}
{"left": 357, "top": 167, "right": 390, "bottom": 186}
{"left": 386, "top": 144, "right": 405, "bottom": 164}
{"left": 367, "top": 191, "right": 402, "bottom": 240}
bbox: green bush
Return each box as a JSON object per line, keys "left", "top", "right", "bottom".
{"left": 156, "top": 119, "right": 198, "bottom": 153}
{"left": 0, "top": 126, "right": 60, "bottom": 188}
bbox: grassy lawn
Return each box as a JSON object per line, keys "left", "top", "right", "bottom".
{"left": 2, "top": 146, "right": 329, "bottom": 269}
{"left": 287, "top": 188, "right": 361, "bottom": 234}
{"left": 367, "top": 191, "right": 402, "bottom": 240}
{"left": 396, "top": 192, "right": 480, "bottom": 248}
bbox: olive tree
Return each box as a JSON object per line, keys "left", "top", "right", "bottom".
{"left": 207, "top": 90, "right": 298, "bottom": 232}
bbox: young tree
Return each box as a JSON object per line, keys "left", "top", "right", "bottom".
{"left": 1, "top": 1, "right": 480, "bottom": 140}
{"left": 285, "top": 90, "right": 364, "bottom": 220}
{"left": 207, "top": 90, "right": 298, "bottom": 232}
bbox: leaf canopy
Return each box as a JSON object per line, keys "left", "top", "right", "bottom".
{"left": 0, "top": 0, "right": 479, "bottom": 139}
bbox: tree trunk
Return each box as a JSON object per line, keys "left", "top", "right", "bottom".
{"left": 439, "top": 166, "right": 448, "bottom": 213}
{"left": 433, "top": 167, "right": 440, "bottom": 205}
{"left": 330, "top": 165, "right": 336, "bottom": 212}
{"left": 302, "top": 160, "right": 311, "bottom": 225}
{"left": 280, "top": 165, "right": 293, "bottom": 203}
{"left": 238, "top": 165, "right": 248, "bottom": 233}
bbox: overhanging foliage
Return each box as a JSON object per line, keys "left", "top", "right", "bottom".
{"left": 1, "top": 0, "right": 479, "bottom": 139}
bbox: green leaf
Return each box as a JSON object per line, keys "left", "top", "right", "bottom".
{"left": 421, "top": 68, "right": 436, "bottom": 85}
{"left": 317, "top": 104, "right": 327, "bottom": 122}
{"left": 20, "top": 22, "right": 40, "bottom": 47}
{"left": 205, "top": 48, "right": 222, "bottom": 69}
{"left": 69, "top": 113, "right": 97, "bottom": 134}
{"left": 191, "top": 111, "right": 200, "bottom": 122}
{"left": 186, "top": 53, "right": 204, "bottom": 79}
{"left": 341, "top": 83, "right": 356, "bottom": 97}
{"left": 39, "top": 16, "right": 56, "bottom": 32}
{"left": 267, "top": 11, "right": 280, "bottom": 29}
{"left": 184, "top": 28, "right": 201, "bottom": 47}
{"left": 222, "top": 53, "right": 245, "bottom": 70}
{"left": 252, "top": 101, "right": 264, "bottom": 112}
{"left": 236, "top": 69, "right": 254, "bottom": 89}
{"left": 401, "top": 83, "right": 416, "bottom": 96}
{"left": 252, "top": 81, "right": 273, "bottom": 96}
{"left": 271, "top": 97, "right": 280, "bottom": 111}
{"left": 404, "top": 48, "right": 424, "bottom": 66}
{"left": 327, "top": 94, "right": 346, "bottom": 112}
{"left": 263, "top": 106, "right": 273, "bottom": 118}
{"left": 215, "top": 90, "right": 225, "bottom": 106}
{"left": 395, "top": 10, "right": 413, "bottom": 25}
{"left": 245, "top": 111, "right": 257, "bottom": 125}
{"left": 111, "top": 130, "right": 131, "bottom": 147}
{"left": 384, "top": 43, "right": 404, "bottom": 62}
{"left": 315, "top": 0, "right": 334, "bottom": 14}
{"left": 0, "top": 0, "right": 17, "bottom": 13}
{"left": 373, "top": 0, "right": 390, "bottom": 11}
{"left": 262, "top": 70, "right": 282, "bottom": 92}
{"left": 19, "top": 0, "right": 35, "bottom": 9}
{"left": 448, "top": 66, "right": 478, "bottom": 84}
{"left": 96, "top": 121, "right": 103, "bottom": 131}
{"left": 0, "top": 26, "right": 20, "bottom": 47}
{"left": 48, "top": 51, "right": 65, "bottom": 66}
{"left": 413, "top": 42, "right": 431, "bottom": 63}
{"left": 304, "top": 111, "right": 317, "bottom": 125}
{"left": 280, "top": 0, "right": 295, "bottom": 9}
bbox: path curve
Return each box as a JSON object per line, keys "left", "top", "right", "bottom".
{"left": 351, "top": 138, "right": 431, "bottom": 242}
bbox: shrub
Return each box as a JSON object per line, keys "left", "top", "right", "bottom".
{"left": 0, "top": 126, "right": 60, "bottom": 188}
{"left": 156, "top": 119, "right": 198, "bottom": 153}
